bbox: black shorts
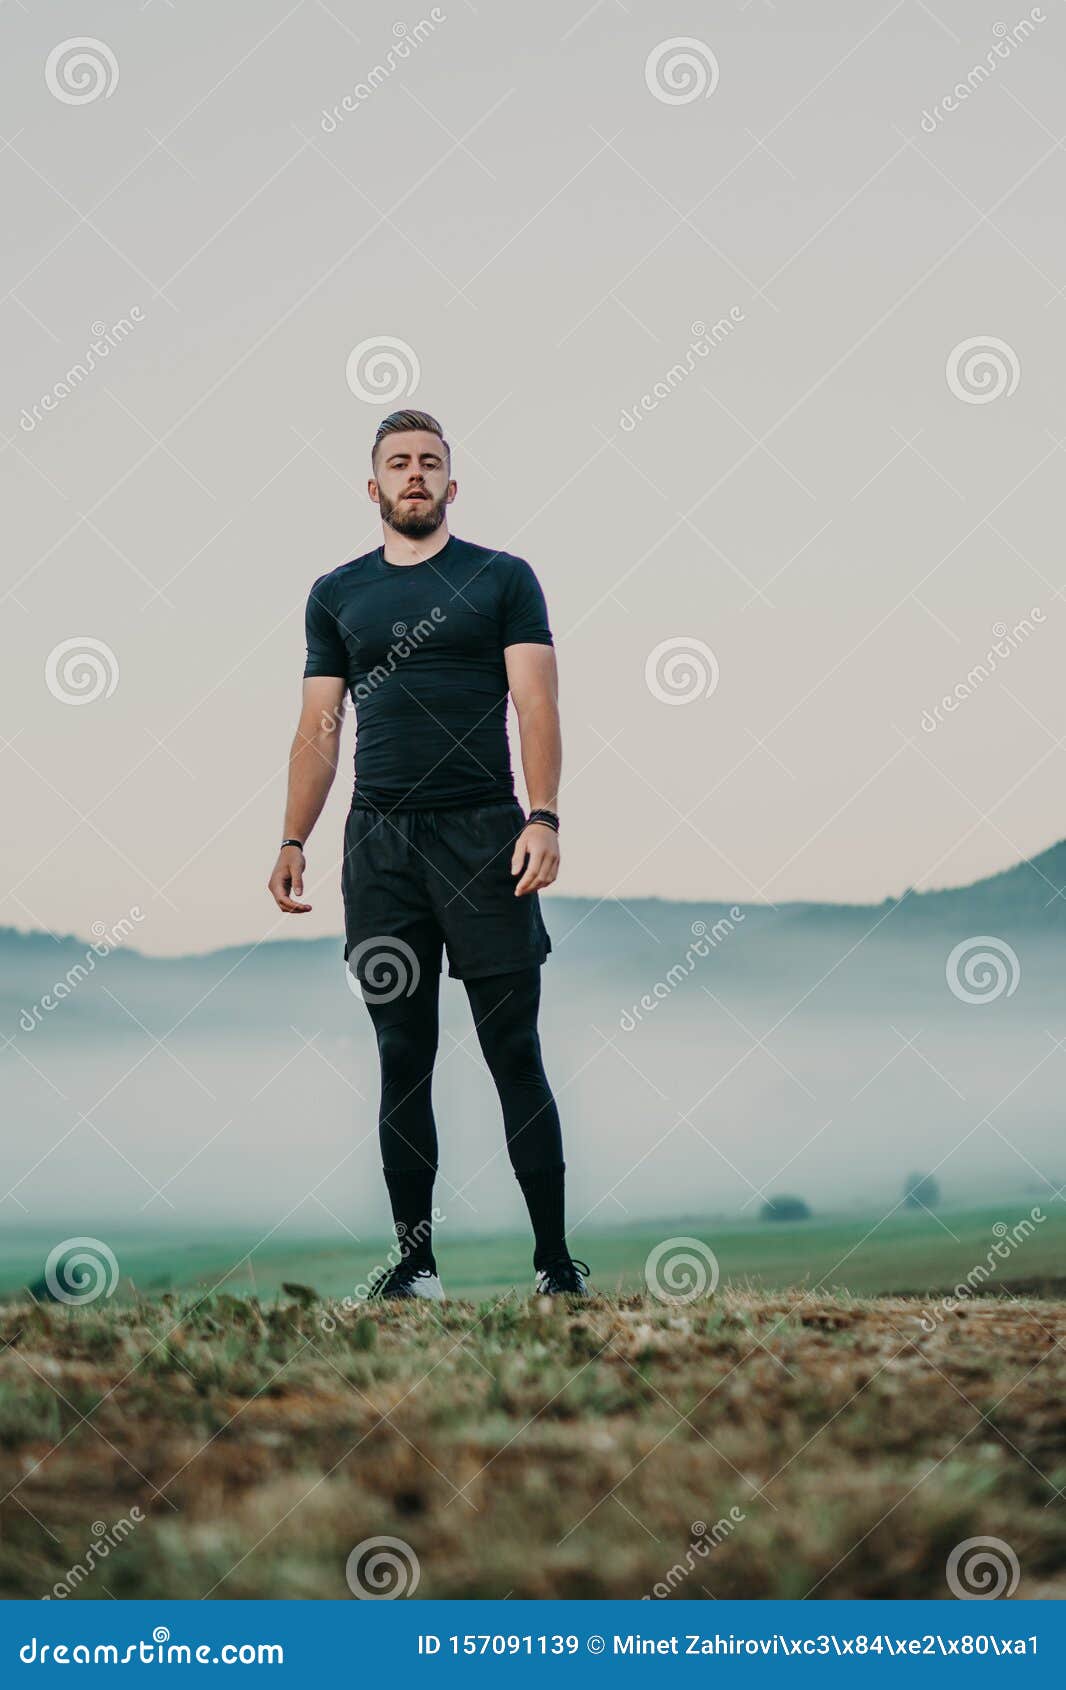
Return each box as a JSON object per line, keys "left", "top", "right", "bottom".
{"left": 341, "top": 798, "right": 552, "bottom": 985}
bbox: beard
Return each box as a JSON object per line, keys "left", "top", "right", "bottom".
{"left": 379, "top": 488, "right": 448, "bottom": 539}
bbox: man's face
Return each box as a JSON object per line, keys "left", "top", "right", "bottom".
{"left": 371, "top": 430, "right": 454, "bottom": 538}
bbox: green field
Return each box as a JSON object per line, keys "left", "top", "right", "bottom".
{"left": 1, "top": 1204, "right": 1061, "bottom": 1306}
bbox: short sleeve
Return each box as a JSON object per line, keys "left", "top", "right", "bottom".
{"left": 303, "top": 576, "right": 348, "bottom": 678}
{"left": 501, "top": 557, "right": 553, "bottom": 649}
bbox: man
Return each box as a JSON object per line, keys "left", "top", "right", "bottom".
{"left": 268, "top": 409, "right": 589, "bottom": 1303}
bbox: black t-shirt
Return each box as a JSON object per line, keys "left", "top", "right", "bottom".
{"left": 303, "top": 533, "right": 553, "bottom": 810}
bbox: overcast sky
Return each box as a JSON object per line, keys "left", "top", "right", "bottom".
{"left": 3, "top": 0, "right": 1065, "bottom": 957}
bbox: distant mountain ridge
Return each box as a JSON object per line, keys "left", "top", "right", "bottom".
{"left": 3, "top": 836, "right": 1066, "bottom": 968}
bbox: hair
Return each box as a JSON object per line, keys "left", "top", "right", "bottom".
{"left": 371, "top": 409, "right": 450, "bottom": 471}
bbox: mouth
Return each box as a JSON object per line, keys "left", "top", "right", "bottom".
{"left": 403, "top": 491, "right": 428, "bottom": 501}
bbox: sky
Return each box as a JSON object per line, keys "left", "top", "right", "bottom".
{"left": 3, "top": 0, "right": 1066, "bottom": 957}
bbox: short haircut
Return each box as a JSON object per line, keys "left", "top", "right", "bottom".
{"left": 372, "top": 409, "right": 450, "bottom": 471}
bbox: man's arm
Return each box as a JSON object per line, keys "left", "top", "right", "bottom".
{"left": 267, "top": 676, "right": 347, "bottom": 914}
{"left": 505, "top": 642, "right": 561, "bottom": 898}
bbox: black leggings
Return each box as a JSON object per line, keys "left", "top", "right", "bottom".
{"left": 364, "top": 966, "right": 563, "bottom": 1177}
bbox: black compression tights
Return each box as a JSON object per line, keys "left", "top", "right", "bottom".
{"left": 364, "top": 966, "right": 563, "bottom": 1178}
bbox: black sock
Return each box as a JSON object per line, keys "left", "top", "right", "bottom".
{"left": 383, "top": 1166, "right": 437, "bottom": 1270}
{"left": 516, "top": 1165, "right": 567, "bottom": 1270}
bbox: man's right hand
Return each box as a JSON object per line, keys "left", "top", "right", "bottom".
{"left": 268, "top": 845, "right": 311, "bottom": 914}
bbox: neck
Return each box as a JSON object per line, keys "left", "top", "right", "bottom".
{"left": 380, "top": 522, "right": 451, "bottom": 566}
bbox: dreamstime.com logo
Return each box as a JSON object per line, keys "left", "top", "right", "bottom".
{"left": 919, "top": 12, "right": 1045, "bottom": 133}
{"left": 643, "top": 1512, "right": 746, "bottom": 1599}
{"left": 946, "top": 336, "right": 1020, "bottom": 404}
{"left": 18, "top": 310, "right": 145, "bottom": 434}
{"left": 320, "top": 13, "right": 447, "bottom": 131}
{"left": 645, "top": 37, "right": 720, "bottom": 105}
{"left": 645, "top": 636, "right": 719, "bottom": 704}
{"left": 345, "top": 937, "right": 421, "bottom": 1003}
{"left": 44, "top": 1511, "right": 144, "bottom": 1600}
{"left": 620, "top": 910, "right": 744, "bottom": 1031}
{"left": 917, "top": 1208, "right": 1045, "bottom": 1333}
{"left": 945, "top": 936, "right": 1020, "bottom": 1004}
{"left": 319, "top": 1208, "right": 445, "bottom": 1329}
{"left": 351, "top": 610, "right": 447, "bottom": 702}
{"left": 920, "top": 610, "right": 1045, "bottom": 732}
{"left": 43, "top": 1238, "right": 120, "bottom": 1307}
{"left": 45, "top": 37, "right": 119, "bottom": 104}
{"left": 619, "top": 310, "right": 745, "bottom": 432}
{"left": 45, "top": 637, "right": 119, "bottom": 705}
{"left": 345, "top": 1536, "right": 421, "bottom": 1598}
{"left": 19, "top": 908, "right": 145, "bottom": 1033}
{"left": 346, "top": 335, "right": 420, "bottom": 402}
{"left": 946, "top": 1536, "right": 1021, "bottom": 1600}
{"left": 19, "top": 1629, "right": 284, "bottom": 1666}
{"left": 645, "top": 1237, "right": 720, "bottom": 1304}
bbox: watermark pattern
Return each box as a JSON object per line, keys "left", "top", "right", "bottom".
{"left": 946, "top": 336, "right": 1020, "bottom": 404}
{"left": 43, "top": 1511, "right": 145, "bottom": 1599}
{"left": 619, "top": 311, "right": 746, "bottom": 432}
{"left": 920, "top": 610, "right": 1045, "bottom": 732}
{"left": 319, "top": 1210, "right": 444, "bottom": 1330}
{"left": 645, "top": 38, "right": 720, "bottom": 106}
{"left": 345, "top": 335, "right": 421, "bottom": 402}
{"left": 18, "top": 309, "right": 145, "bottom": 433}
{"left": 350, "top": 609, "right": 447, "bottom": 703}
{"left": 345, "top": 1535, "right": 421, "bottom": 1598}
{"left": 320, "top": 13, "right": 447, "bottom": 131}
{"left": 917, "top": 1208, "right": 1046, "bottom": 1332}
{"left": 18, "top": 909, "right": 145, "bottom": 1033}
{"left": 644, "top": 1237, "right": 720, "bottom": 1304}
{"left": 645, "top": 637, "right": 720, "bottom": 704}
{"left": 920, "top": 12, "right": 1046, "bottom": 133}
{"left": 45, "top": 38, "right": 119, "bottom": 105}
{"left": 45, "top": 637, "right": 120, "bottom": 705}
{"left": 44, "top": 1238, "right": 120, "bottom": 1306}
{"left": 946, "top": 1536, "right": 1021, "bottom": 1599}
{"left": 620, "top": 910, "right": 745, "bottom": 1030}
{"left": 945, "top": 936, "right": 1020, "bottom": 1004}
{"left": 643, "top": 1511, "right": 746, "bottom": 1598}
{"left": 345, "top": 937, "right": 421, "bottom": 1003}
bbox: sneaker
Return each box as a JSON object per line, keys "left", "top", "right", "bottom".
{"left": 366, "top": 1261, "right": 445, "bottom": 1302}
{"left": 534, "top": 1255, "right": 591, "bottom": 1298}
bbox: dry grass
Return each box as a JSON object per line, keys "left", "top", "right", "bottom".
{"left": 1, "top": 1288, "right": 1064, "bottom": 1599}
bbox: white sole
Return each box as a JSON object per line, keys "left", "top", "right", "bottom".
{"left": 410, "top": 1274, "right": 445, "bottom": 1302}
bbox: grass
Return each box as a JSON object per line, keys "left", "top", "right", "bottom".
{"left": 1, "top": 1283, "right": 1064, "bottom": 1600}
{"left": 2, "top": 1204, "right": 1063, "bottom": 1304}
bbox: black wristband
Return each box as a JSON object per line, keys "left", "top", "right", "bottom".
{"left": 527, "top": 809, "right": 559, "bottom": 832}
{"left": 280, "top": 838, "right": 304, "bottom": 851}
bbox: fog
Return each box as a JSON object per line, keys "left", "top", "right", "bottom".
{"left": 4, "top": 859, "right": 1063, "bottom": 1240}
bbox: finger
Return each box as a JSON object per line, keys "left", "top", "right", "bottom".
{"left": 514, "top": 859, "right": 541, "bottom": 896}
{"left": 510, "top": 838, "right": 526, "bottom": 876}
{"left": 269, "top": 875, "right": 311, "bottom": 914}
